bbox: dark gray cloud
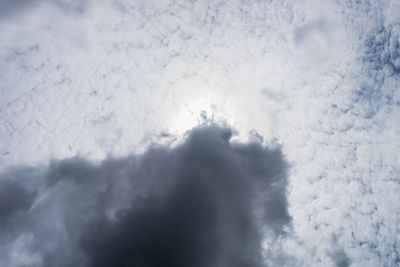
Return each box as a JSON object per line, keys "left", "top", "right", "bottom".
{"left": 0, "top": 124, "right": 290, "bottom": 267}
{"left": 0, "top": 179, "right": 35, "bottom": 226}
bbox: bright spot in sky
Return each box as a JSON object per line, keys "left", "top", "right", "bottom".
{"left": 170, "top": 98, "right": 217, "bottom": 134}
{"left": 166, "top": 74, "right": 235, "bottom": 136}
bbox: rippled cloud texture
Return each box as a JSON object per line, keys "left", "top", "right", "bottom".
{"left": 1, "top": 0, "right": 400, "bottom": 266}
{"left": 0, "top": 125, "right": 290, "bottom": 267}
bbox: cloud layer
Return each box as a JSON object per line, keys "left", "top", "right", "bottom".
{"left": 1, "top": 0, "right": 400, "bottom": 266}
{"left": 0, "top": 124, "right": 290, "bottom": 267}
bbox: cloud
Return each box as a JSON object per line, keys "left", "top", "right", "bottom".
{"left": 331, "top": 249, "right": 352, "bottom": 267}
{"left": 0, "top": 0, "right": 87, "bottom": 20}
{"left": 3, "top": 0, "right": 398, "bottom": 265}
{"left": 0, "top": 179, "right": 35, "bottom": 226}
{"left": 0, "top": 0, "right": 36, "bottom": 19}
{"left": 0, "top": 124, "right": 290, "bottom": 267}
{"left": 328, "top": 235, "right": 352, "bottom": 267}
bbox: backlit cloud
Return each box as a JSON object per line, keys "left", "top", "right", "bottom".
{"left": 0, "top": 124, "right": 290, "bottom": 267}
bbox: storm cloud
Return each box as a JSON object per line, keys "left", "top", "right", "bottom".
{"left": 0, "top": 124, "right": 290, "bottom": 267}
{"left": 0, "top": 179, "right": 35, "bottom": 226}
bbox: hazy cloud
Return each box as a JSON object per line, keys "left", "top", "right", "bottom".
{"left": 0, "top": 0, "right": 36, "bottom": 19}
{"left": 0, "top": 124, "right": 290, "bottom": 267}
{"left": 0, "top": 0, "right": 87, "bottom": 20}
{"left": 330, "top": 248, "right": 352, "bottom": 267}
{"left": 328, "top": 234, "right": 352, "bottom": 267}
{"left": 0, "top": 179, "right": 35, "bottom": 226}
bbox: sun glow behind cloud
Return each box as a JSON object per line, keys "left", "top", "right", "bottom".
{"left": 167, "top": 82, "right": 235, "bottom": 138}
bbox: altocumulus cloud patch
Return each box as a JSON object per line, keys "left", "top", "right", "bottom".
{"left": 0, "top": 124, "right": 290, "bottom": 267}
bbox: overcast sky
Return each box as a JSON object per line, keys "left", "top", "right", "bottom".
{"left": 0, "top": 0, "right": 400, "bottom": 266}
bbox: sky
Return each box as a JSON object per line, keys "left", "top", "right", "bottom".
{"left": 0, "top": 0, "right": 399, "bottom": 266}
